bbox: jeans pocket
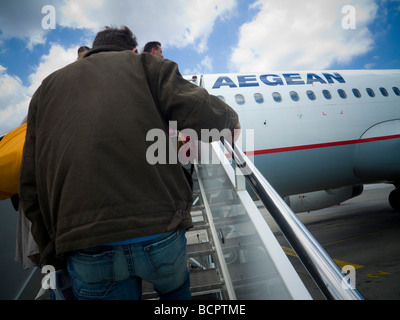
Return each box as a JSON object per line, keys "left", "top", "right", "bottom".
{"left": 67, "top": 247, "right": 115, "bottom": 298}
{"left": 144, "top": 231, "right": 187, "bottom": 279}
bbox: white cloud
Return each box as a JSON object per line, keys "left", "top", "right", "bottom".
{"left": 0, "top": 67, "right": 30, "bottom": 134}
{"left": 0, "top": 44, "right": 79, "bottom": 134}
{"left": 229, "top": 0, "right": 378, "bottom": 72}
{"left": 58, "top": 0, "right": 237, "bottom": 53}
{"left": 1, "top": 0, "right": 237, "bottom": 53}
{"left": 27, "top": 44, "right": 78, "bottom": 96}
{"left": 0, "top": 0, "right": 64, "bottom": 50}
{"left": 184, "top": 56, "right": 214, "bottom": 75}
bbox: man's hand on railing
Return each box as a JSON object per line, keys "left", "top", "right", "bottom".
{"left": 223, "top": 122, "right": 241, "bottom": 144}
{"left": 233, "top": 122, "right": 241, "bottom": 143}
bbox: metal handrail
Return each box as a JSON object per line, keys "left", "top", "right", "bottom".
{"left": 222, "top": 139, "right": 364, "bottom": 300}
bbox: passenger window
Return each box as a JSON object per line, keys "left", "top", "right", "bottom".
{"left": 322, "top": 90, "right": 332, "bottom": 100}
{"left": 393, "top": 87, "right": 400, "bottom": 96}
{"left": 272, "top": 92, "right": 282, "bottom": 103}
{"left": 254, "top": 93, "right": 264, "bottom": 104}
{"left": 338, "top": 89, "right": 347, "bottom": 99}
{"left": 366, "top": 88, "right": 375, "bottom": 97}
{"left": 352, "top": 88, "right": 361, "bottom": 98}
{"left": 306, "top": 90, "right": 316, "bottom": 100}
{"left": 290, "top": 91, "right": 299, "bottom": 101}
{"left": 217, "top": 95, "right": 225, "bottom": 102}
{"left": 235, "top": 94, "right": 245, "bottom": 105}
{"left": 380, "top": 87, "right": 388, "bottom": 97}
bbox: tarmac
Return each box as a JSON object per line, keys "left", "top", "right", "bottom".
{"left": 259, "top": 183, "right": 400, "bottom": 300}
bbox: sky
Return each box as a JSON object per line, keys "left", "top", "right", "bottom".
{"left": 0, "top": 0, "right": 399, "bottom": 134}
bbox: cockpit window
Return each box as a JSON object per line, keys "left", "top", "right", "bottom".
{"left": 393, "top": 87, "right": 400, "bottom": 96}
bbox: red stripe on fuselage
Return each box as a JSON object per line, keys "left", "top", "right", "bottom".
{"left": 246, "top": 134, "right": 400, "bottom": 156}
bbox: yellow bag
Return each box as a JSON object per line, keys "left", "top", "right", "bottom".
{"left": 0, "top": 123, "right": 27, "bottom": 200}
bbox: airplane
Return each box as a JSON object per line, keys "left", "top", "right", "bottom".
{"left": 184, "top": 69, "right": 400, "bottom": 213}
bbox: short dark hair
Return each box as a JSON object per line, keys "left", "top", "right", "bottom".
{"left": 92, "top": 26, "right": 138, "bottom": 50}
{"left": 143, "top": 41, "right": 161, "bottom": 53}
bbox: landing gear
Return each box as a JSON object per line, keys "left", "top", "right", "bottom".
{"left": 389, "top": 188, "right": 400, "bottom": 211}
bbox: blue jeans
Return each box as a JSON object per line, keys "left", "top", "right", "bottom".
{"left": 67, "top": 230, "right": 191, "bottom": 300}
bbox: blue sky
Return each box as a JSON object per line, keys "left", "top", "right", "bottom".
{"left": 0, "top": 0, "right": 399, "bottom": 134}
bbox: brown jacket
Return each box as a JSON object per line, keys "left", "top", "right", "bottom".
{"left": 19, "top": 46, "right": 238, "bottom": 268}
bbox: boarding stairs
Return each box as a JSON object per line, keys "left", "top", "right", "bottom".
{"left": 142, "top": 140, "right": 364, "bottom": 300}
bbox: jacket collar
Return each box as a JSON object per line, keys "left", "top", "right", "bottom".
{"left": 83, "top": 45, "right": 128, "bottom": 58}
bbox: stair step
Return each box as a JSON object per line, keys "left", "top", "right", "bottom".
{"left": 190, "top": 269, "right": 223, "bottom": 294}
{"left": 191, "top": 204, "right": 205, "bottom": 212}
{"left": 191, "top": 220, "right": 209, "bottom": 231}
{"left": 187, "top": 242, "right": 214, "bottom": 257}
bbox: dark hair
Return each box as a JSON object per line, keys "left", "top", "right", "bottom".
{"left": 143, "top": 41, "right": 161, "bottom": 53}
{"left": 92, "top": 26, "right": 138, "bottom": 50}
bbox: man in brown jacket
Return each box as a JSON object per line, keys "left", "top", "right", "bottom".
{"left": 20, "top": 26, "right": 240, "bottom": 300}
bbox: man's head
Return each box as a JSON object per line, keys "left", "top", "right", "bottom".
{"left": 143, "top": 41, "right": 163, "bottom": 58}
{"left": 92, "top": 26, "right": 138, "bottom": 52}
{"left": 77, "top": 46, "right": 90, "bottom": 60}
